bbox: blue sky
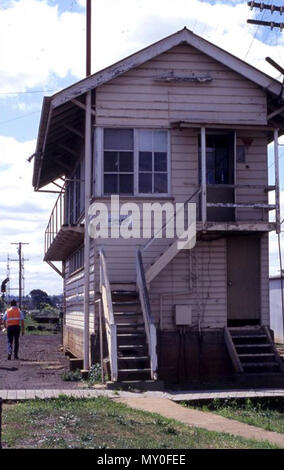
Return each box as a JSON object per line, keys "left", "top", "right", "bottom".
{"left": 0, "top": 0, "right": 284, "bottom": 295}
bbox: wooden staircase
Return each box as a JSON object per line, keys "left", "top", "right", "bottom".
{"left": 225, "top": 326, "right": 284, "bottom": 375}
{"left": 112, "top": 289, "right": 152, "bottom": 381}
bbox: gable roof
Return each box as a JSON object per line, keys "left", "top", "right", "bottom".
{"left": 33, "top": 27, "right": 284, "bottom": 189}
{"left": 51, "top": 26, "right": 283, "bottom": 108}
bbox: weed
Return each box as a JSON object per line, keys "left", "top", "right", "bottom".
{"left": 86, "top": 363, "right": 103, "bottom": 385}
{"left": 2, "top": 397, "right": 279, "bottom": 449}
{"left": 62, "top": 369, "right": 81, "bottom": 382}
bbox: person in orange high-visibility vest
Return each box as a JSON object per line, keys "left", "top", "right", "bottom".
{"left": 3, "top": 300, "right": 25, "bottom": 360}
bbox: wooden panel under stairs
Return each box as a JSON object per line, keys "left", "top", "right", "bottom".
{"left": 226, "top": 326, "right": 284, "bottom": 375}
{"left": 111, "top": 289, "right": 152, "bottom": 382}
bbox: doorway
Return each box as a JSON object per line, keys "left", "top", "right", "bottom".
{"left": 227, "top": 236, "right": 261, "bottom": 326}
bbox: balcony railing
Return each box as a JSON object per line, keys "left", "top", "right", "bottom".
{"left": 45, "top": 191, "right": 65, "bottom": 256}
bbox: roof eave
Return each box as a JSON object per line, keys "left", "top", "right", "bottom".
{"left": 32, "top": 97, "right": 52, "bottom": 189}
{"left": 49, "top": 27, "right": 283, "bottom": 110}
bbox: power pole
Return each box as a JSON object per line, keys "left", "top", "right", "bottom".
{"left": 83, "top": 0, "right": 92, "bottom": 375}
{"left": 86, "top": 0, "right": 92, "bottom": 76}
{"left": 247, "top": 2, "right": 284, "bottom": 31}
{"left": 7, "top": 256, "right": 10, "bottom": 302}
{"left": 10, "top": 243, "right": 29, "bottom": 310}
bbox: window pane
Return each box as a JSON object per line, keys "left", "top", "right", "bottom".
{"left": 119, "top": 152, "right": 133, "bottom": 172}
{"left": 104, "top": 151, "right": 118, "bottom": 172}
{"left": 154, "top": 173, "right": 167, "bottom": 193}
{"left": 154, "top": 152, "right": 167, "bottom": 171}
{"left": 104, "top": 128, "right": 133, "bottom": 150}
{"left": 139, "top": 152, "right": 152, "bottom": 171}
{"left": 139, "top": 130, "right": 152, "bottom": 151}
{"left": 119, "top": 174, "right": 134, "bottom": 194}
{"left": 104, "top": 174, "right": 118, "bottom": 194}
{"left": 154, "top": 131, "right": 167, "bottom": 151}
{"left": 139, "top": 173, "right": 152, "bottom": 193}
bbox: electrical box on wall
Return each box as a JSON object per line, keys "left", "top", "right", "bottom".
{"left": 175, "top": 305, "right": 192, "bottom": 326}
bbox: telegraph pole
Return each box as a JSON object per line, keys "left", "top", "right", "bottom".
{"left": 247, "top": 1, "right": 284, "bottom": 343}
{"left": 83, "top": 0, "right": 92, "bottom": 375}
{"left": 11, "top": 243, "right": 29, "bottom": 310}
{"left": 247, "top": 1, "right": 284, "bottom": 30}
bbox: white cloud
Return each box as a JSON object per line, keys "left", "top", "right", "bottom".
{"left": 1, "top": 0, "right": 283, "bottom": 96}
{"left": 0, "top": 135, "right": 62, "bottom": 294}
{"left": 1, "top": 0, "right": 284, "bottom": 292}
{"left": 0, "top": 0, "right": 86, "bottom": 93}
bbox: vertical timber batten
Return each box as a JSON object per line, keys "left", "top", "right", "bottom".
{"left": 83, "top": 90, "right": 92, "bottom": 371}
{"left": 274, "top": 129, "right": 281, "bottom": 234}
{"left": 201, "top": 126, "right": 207, "bottom": 227}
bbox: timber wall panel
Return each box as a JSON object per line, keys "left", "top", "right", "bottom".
{"left": 96, "top": 44, "right": 267, "bottom": 128}
{"left": 149, "top": 238, "right": 227, "bottom": 331}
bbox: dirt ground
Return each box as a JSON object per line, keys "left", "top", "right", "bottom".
{"left": 0, "top": 331, "right": 79, "bottom": 390}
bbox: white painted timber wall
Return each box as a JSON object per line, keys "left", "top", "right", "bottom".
{"left": 149, "top": 238, "right": 227, "bottom": 330}
{"left": 95, "top": 44, "right": 267, "bottom": 127}
{"left": 236, "top": 131, "right": 268, "bottom": 222}
{"left": 62, "top": 42, "right": 270, "bottom": 345}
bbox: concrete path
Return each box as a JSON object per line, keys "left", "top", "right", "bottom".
{"left": 117, "top": 397, "right": 284, "bottom": 448}
{"left": 0, "top": 387, "right": 284, "bottom": 401}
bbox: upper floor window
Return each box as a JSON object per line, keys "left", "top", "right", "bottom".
{"left": 104, "top": 129, "right": 134, "bottom": 195}
{"left": 138, "top": 130, "right": 168, "bottom": 194}
{"left": 101, "top": 128, "right": 169, "bottom": 196}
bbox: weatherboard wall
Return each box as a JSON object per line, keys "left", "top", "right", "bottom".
{"left": 95, "top": 44, "right": 267, "bottom": 127}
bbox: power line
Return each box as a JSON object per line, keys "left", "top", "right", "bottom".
{"left": 247, "top": 1, "right": 284, "bottom": 31}
{"left": 245, "top": 0, "right": 272, "bottom": 60}
{"left": 0, "top": 89, "right": 57, "bottom": 95}
{"left": 248, "top": 1, "right": 284, "bottom": 14}
{"left": 248, "top": 18, "right": 284, "bottom": 30}
{"left": 0, "top": 110, "right": 41, "bottom": 127}
{"left": 10, "top": 243, "right": 29, "bottom": 310}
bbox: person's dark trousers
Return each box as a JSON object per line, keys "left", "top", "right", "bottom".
{"left": 7, "top": 325, "right": 21, "bottom": 358}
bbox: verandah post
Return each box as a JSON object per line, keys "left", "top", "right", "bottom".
{"left": 201, "top": 126, "right": 207, "bottom": 227}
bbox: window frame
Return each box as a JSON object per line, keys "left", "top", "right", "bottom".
{"left": 94, "top": 127, "right": 171, "bottom": 198}
{"left": 68, "top": 245, "right": 84, "bottom": 275}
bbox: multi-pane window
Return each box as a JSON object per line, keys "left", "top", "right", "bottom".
{"left": 103, "top": 129, "right": 134, "bottom": 195}
{"left": 69, "top": 246, "right": 84, "bottom": 274}
{"left": 102, "top": 128, "right": 169, "bottom": 196}
{"left": 138, "top": 130, "right": 168, "bottom": 194}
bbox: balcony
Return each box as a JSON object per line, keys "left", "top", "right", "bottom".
{"left": 44, "top": 191, "right": 84, "bottom": 262}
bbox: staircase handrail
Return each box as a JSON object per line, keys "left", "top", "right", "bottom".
{"left": 99, "top": 248, "right": 118, "bottom": 381}
{"left": 141, "top": 187, "right": 201, "bottom": 253}
{"left": 136, "top": 248, "right": 157, "bottom": 380}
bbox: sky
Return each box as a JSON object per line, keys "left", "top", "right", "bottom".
{"left": 1, "top": 0, "right": 284, "bottom": 295}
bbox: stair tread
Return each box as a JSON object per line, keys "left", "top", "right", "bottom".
{"left": 236, "top": 344, "right": 271, "bottom": 348}
{"left": 114, "top": 312, "right": 142, "bottom": 316}
{"left": 118, "top": 368, "right": 151, "bottom": 373}
{"left": 118, "top": 344, "right": 145, "bottom": 349}
{"left": 239, "top": 353, "right": 275, "bottom": 357}
{"left": 116, "top": 323, "right": 144, "bottom": 327}
{"left": 113, "top": 301, "right": 140, "bottom": 305}
{"left": 117, "top": 333, "right": 145, "bottom": 337}
{"left": 232, "top": 335, "right": 267, "bottom": 339}
{"left": 118, "top": 356, "right": 149, "bottom": 360}
{"left": 242, "top": 362, "right": 279, "bottom": 367}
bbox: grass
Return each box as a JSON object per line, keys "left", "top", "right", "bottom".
{"left": 2, "top": 396, "right": 279, "bottom": 449}
{"left": 183, "top": 398, "right": 284, "bottom": 435}
{"left": 24, "top": 315, "right": 59, "bottom": 336}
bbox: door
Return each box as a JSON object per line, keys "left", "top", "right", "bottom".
{"left": 227, "top": 236, "right": 261, "bottom": 325}
{"left": 198, "top": 131, "right": 235, "bottom": 222}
